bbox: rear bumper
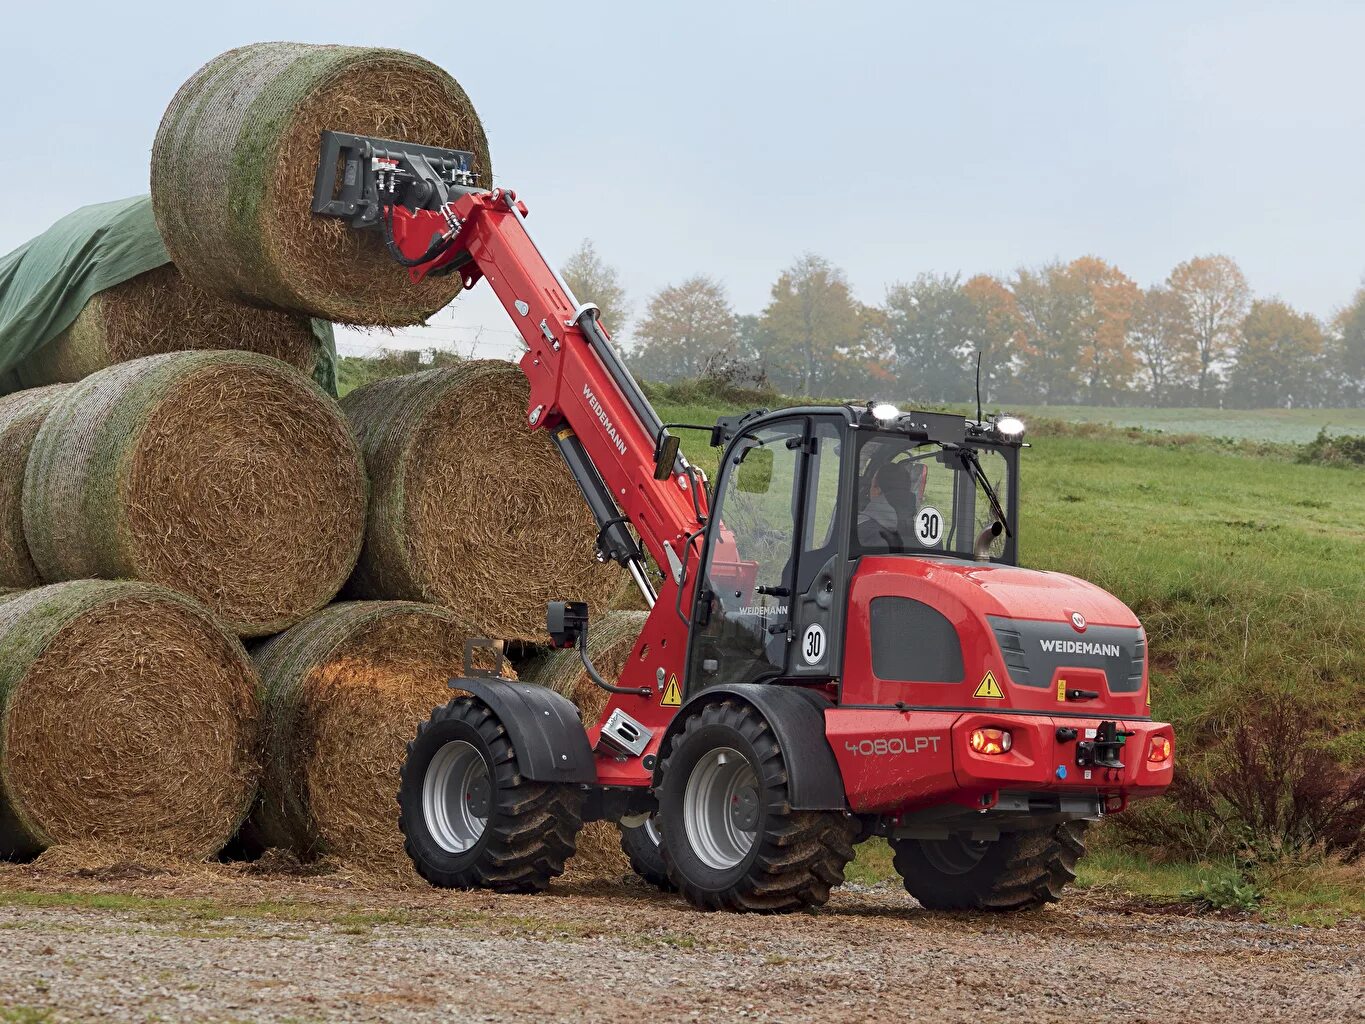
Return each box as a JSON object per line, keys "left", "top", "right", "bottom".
{"left": 825, "top": 706, "right": 1174, "bottom": 815}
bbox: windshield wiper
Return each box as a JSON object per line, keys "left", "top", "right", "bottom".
{"left": 953, "top": 445, "right": 1012, "bottom": 538}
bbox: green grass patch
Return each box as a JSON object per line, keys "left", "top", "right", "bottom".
{"left": 844, "top": 839, "right": 896, "bottom": 887}
{"left": 0, "top": 1010, "right": 55, "bottom": 1024}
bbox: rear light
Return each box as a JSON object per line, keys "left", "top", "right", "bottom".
{"left": 1148, "top": 736, "right": 1172, "bottom": 763}
{"left": 970, "top": 728, "right": 1013, "bottom": 755}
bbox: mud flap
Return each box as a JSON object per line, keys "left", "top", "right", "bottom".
{"left": 448, "top": 676, "right": 597, "bottom": 784}
{"left": 653, "top": 684, "right": 846, "bottom": 810}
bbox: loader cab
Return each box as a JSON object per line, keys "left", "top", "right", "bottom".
{"left": 685, "top": 405, "right": 1021, "bottom": 695}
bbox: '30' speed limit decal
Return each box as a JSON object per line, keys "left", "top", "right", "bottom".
{"left": 801, "top": 623, "right": 826, "bottom": 665}
{"left": 915, "top": 506, "right": 943, "bottom": 546}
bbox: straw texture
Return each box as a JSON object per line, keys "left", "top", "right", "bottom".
{"left": 151, "top": 42, "right": 491, "bottom": 324}
{"left": 14, "top": 265, "right": 319, "bottom": 388}
{"left": 251, "top": 600, "right": 508, "bottom": 862}
{"left": 0, "top": 580, "right": 259, "bottom": 860}
{"left": 0, "top": 385, "right": 71, "bottom": 588}
{"left": 22, "top": 351, "right": 368, "bottom": 636}
{"left": 341, "top": 362, "right": 618, "bottom": 641}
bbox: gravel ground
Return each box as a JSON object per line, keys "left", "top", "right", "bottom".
{"left": 0, "top": 860, "right": 1359, "bottom": 1024}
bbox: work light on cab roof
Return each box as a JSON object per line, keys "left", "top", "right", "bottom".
{"left": 309, "top": 127, "right": 1174, "bottom": 915}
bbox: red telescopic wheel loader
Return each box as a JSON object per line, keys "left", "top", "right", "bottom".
{"left": 312, "top": 132, "right": 1174, "bottom": 912}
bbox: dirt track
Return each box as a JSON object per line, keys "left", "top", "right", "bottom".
{"left": 0, "top": 861, "right": 1358, "bottom": 1024}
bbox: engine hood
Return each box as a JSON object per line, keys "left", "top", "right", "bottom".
{"left": 872, "top": 557, "right": 1141, "bottom": 629}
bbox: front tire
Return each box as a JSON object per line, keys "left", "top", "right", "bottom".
{"left": 399, "top": 697, "right": 583, "bottom": 893}
{"left": 658, "top": 700, "right": 855, "bottom": 913}
{"left": 619, "top": 815, "right": 674, "bottom": 891}
{"left": 892, "top": 821, "right": 1088, "bottom": 911}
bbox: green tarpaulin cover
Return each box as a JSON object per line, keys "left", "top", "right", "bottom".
{"left": 0, "top": 196, "right": 337, "bottom": 394}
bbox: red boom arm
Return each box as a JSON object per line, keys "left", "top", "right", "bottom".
{"left": 387, "top": 191, "right": 708, "bottom": 782}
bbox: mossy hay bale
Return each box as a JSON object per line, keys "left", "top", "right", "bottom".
{"left": 341, "top": 362, "right": 619, "bottom": 642}
{"left": 0, "top": 385, "right": 71, "bottom": 589}
{"left": 521, "top": 610, "right": 646, "bottom": 877}
{"left": 0, "top": 580, "right": 259, "bottom": 860}
{"left": 22, "top": 351, "right": 368, "bottom": 637}
{"left": 251, "top": 600, "right": 509, "bottom": 863}
{"left": 14, "top": 264, "right": 319, "bottom": 389}
{"left": 151, "top": 42, "right": 491, "bottom": 325}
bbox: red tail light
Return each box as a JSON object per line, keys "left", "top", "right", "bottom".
{"left": 970, "top": 728, "right": 1013, "bottom": 755}
{"left": 1148, "top": 736, "right": 1172, "bottom": 763}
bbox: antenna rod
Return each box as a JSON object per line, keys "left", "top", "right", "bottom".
{"left": 975, "top": 350, "right": 984, "bottom": 425}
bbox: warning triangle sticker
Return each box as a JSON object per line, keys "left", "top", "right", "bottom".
{"left": 973, "top": 671, "right": 1005, "bottom": 700}
{"left": 660, "top": 675, "right": 682, "bottom": 707}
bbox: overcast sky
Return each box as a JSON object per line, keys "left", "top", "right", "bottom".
{"left": 4, "top": 1, "right": 1362, "bottom": 359}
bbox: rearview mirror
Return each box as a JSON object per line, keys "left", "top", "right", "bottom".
{"left": 653, "top": 433, "right": 681, "bottom": 480}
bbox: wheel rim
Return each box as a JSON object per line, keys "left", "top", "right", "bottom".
{"left": 422, "top": 740, "right": 491, "bottom": 854}
{"left": 920, "top": 835, "right": 991, "bottom": 875}
{"left": 684, "top": 746, "right": 760, "bottom": 870}
{"left": 643, "top": 815, "right": 663, "bottom": 847}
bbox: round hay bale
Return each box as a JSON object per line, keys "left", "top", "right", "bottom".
{"left": 14, "top": 264, "right": 320, "bottom": 389}
{"left": 151, "top": 42, "right": 491, "bottom": 325}
{"left": 520, "top": 611, "right": 647, "bottom": 732}
{"left": 0, "top": 580, "right": 259, "bottom": 860}
{"left": 0, "top": 385, "right": 71, "bottom": 589}
{"left": 22, "top": 351, "right": 367, "bottom": 637}
{"left": 251, "top": 600, "right": 510, "bottom": 863}
{"left": 520, "top": 610, "right": 646, "bottom": 878}
{"left": 341, "top": 362, "right": 618, "bottom": 642}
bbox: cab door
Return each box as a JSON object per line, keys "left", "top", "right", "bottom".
{"left": 686, "top": 417, "right": 806, "bottom": 691}
{"left": 686, "top": 414, "right": 847, "bottom": 692}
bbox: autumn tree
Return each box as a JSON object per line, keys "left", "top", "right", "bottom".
{"left": 1330, "top": 286, "right": 1365, "bottom": 405}
{"left": 629, "top": 276, "right": 738, "bottom": 381}
{"left": 1167, "top": 255, "right": 1250, "bottom": 404}
{"left": 757, "top": 254, "right": 872, "bottom": 397}
{"left": 1128, "top": 286, "right": 1191, "bottom": 404}
{"left": 958, "top": 275, "right": 1021, "bottom": 406}
{"left": 1228, "top": 299, "right": 1326, "bottom": 408}
{"left": 560, "top": 239, "right": 630, "bottom": 333}
{"left": 1010, "top": 258, "right": 1136, "bottom": 404}
{"left": 880, "top": 273, "right": 972, "bottom": 402}
{"left": 1071, "top": 256, "right": 1139, "bottom": 404}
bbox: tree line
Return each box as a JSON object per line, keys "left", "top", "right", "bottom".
{"left": 560, "top": 242, "right": 1365, "bottom": 409}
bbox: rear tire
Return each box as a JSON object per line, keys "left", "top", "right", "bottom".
{"left": 399, "top": 697, "right": 583, "bottom": 893}
{"left": 892, "top": 821, "right": 1088, "bottom": 911}
{"left": 658, "top": 700, "right": 856, "bottom": 913}
{"left": 619, "top": 816, "right": 674, "bottom": 891}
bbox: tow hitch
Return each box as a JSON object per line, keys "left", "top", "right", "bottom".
{"left": 1075, "top": 720, "right": 1134, "bottom": 770}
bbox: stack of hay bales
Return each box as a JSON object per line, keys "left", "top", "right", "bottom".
{"left": 0, "top": 385, "right": 71, "bottom": 589}
{"left": 250, "top": 601, "right": 512, "bottom": 864}
{"left": 1, "top": 41, "right": 636, "bottom": 870}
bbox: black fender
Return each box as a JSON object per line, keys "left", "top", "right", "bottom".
{"left": 653, "top": 684, "right": 847, "bottom": 811}
{"left": 448, "top": 677, "right": 597, "bottom": 784}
